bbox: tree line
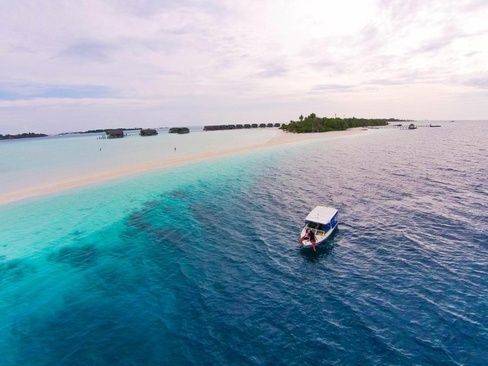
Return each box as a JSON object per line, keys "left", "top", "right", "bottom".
{"left": 0, "top": 132, "right": 48, "bottom": 140}
{"left": 280, "top": 113, "right": 390, "bottom": 133}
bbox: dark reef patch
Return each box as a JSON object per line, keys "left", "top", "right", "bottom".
{"left": 171, "top": 190, "right": 187, "bottom": 198}
{"left": 0, "top": 258, "right": 37, "bottom": 283}
{"left": 47, "top": 244, "right": 98, "bottom": 268}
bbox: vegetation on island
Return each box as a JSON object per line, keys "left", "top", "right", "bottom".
{"left": 280, "top": 113, "right": 391, "bottom": 133}
{"left": 0, "top": 132, "right": 48, "bottom": 140}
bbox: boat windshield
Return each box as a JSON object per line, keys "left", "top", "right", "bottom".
{"left": 307, "top": 221, "right": 332, "bottom": 232}
{"left": 306, "top": 222, "right": 318, "bottom": 229}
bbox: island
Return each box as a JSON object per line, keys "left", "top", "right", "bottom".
{"left": 1, "top": 115, "right": 412, "bottom": 140}
{"left": 0, "top": 132, "right": 48, "bottom": 140}
{"left": 280, "top": 114, "right": 393, "bottom": 133}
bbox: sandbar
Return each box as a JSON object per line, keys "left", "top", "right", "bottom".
{"left": 0, "top": 129, "right": 364, "bottom": 206}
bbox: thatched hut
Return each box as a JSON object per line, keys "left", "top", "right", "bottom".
{"left": 140, "top": 128, "right": 158, "bottom": 136}
{"left": 169, "top": 127, "right": 190, "bottom": 134}
{"left": 105, "top": 129, "right": 124, "bottom": 138}
{"left": 204, "top": 125, "right": 220, "bottom": 131}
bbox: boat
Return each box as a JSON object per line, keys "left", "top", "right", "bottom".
{"left": 408, "top": 123, "right": 417, "bottom": 130}
{"left": 299, "top": 206, "right": 338, "bottom": 249}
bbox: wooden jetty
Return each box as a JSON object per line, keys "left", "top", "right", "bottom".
{"left": 369, "top": 123, "right": 441, "bottom": 130}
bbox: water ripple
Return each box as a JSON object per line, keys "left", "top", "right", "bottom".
{"left": 1, "top": 122, "right": 487, "bottom": 365}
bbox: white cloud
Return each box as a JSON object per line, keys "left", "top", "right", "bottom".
{"left": 0, "top": 0, "right": 487, "bottom": 133}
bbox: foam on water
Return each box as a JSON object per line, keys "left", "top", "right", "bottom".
{"left": 1, "top": 122, "right": 487, "bottom": 365}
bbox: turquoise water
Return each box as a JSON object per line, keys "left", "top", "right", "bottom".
{"left": 0, "top": 128, "right": 278, "bottom": 193}
{"left": 1, "top": 122, "right": 487, "bottom": 365}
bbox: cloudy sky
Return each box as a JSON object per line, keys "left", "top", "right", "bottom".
{"left": 1, "top": 0, "right": 487, "bottom": 134}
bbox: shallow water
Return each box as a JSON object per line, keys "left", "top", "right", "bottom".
{"left": 0, "top": 128, "right": 278, "bottom": 194}
{"left": 1, "top": 121, "right": 487, "bottom": 365}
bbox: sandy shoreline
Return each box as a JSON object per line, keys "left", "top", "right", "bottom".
{"left": 0, "top": 129, "right": 364, "bottom": 206}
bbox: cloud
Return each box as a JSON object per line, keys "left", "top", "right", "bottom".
{"left": 311, "top": 84, "right": 357, "bottom": 93}
{"left": 257, "top": 66, "right": 287, "bottom": 78}
{"left": 0, "top": 84, "right": 113, "bottom": 101}
{"left": 57, "top": 41, "right": 116, "bottom": 63}
{"left": 459, "top": 74, "right": 488, "bottom": 89}
{"left": 0, "top": 0, "right": 487, "bottom": 134}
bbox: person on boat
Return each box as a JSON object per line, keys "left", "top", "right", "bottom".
{"left": 308, "top": 230, "right": 317, "bottom": 251}
{"left": 298, "top": 229, "right": 317, "bottom": 251}
{"left": 298, "top": 229, "right": 309, "bottom": 244}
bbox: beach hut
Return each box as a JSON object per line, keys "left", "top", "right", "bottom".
{"left": 204, "top": 125, "right": 220, "bottom": 131}
{"left": 140, "top": 128, "right": 158, "bottom": 136}
{"left": 105, "top": 129, "right": 124, "bottom": 138}
{"left": 169, "top": 127, "right": 190, "bottom": 134}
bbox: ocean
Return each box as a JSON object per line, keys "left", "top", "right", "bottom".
{"left": 0, "top": 122, "right": 487, "bottom": 365}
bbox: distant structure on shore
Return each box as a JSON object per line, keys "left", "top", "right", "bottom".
{"left": 105, "top": 129, "right": 125, "bottom": 138}
{"left": 169, "top": 127, "right": 190, "bottom": 134}
{"left": 140, "top": 128, "right": 158, "bottom": 136}
{"left": 203, "top": 123, "right": 281, "bottom": 131}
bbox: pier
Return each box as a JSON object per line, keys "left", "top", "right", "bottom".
{"left": 370, "top": 123, "right": 442, "bottom": 130}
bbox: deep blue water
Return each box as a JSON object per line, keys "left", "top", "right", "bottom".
{"left": 1, "top": 121, "right": 487, "bottom": 365}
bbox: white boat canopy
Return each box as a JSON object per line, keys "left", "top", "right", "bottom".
{"left": 305, "top": 206, "right": 338, "bottom": 225}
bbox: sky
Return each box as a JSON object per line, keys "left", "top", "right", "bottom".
{"left": 1, "top": 0, "right": 487, "bottom": 134}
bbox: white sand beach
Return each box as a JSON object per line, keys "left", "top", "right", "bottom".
{"left": 0, "top": 129, "right": 364, "bottom": 206}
